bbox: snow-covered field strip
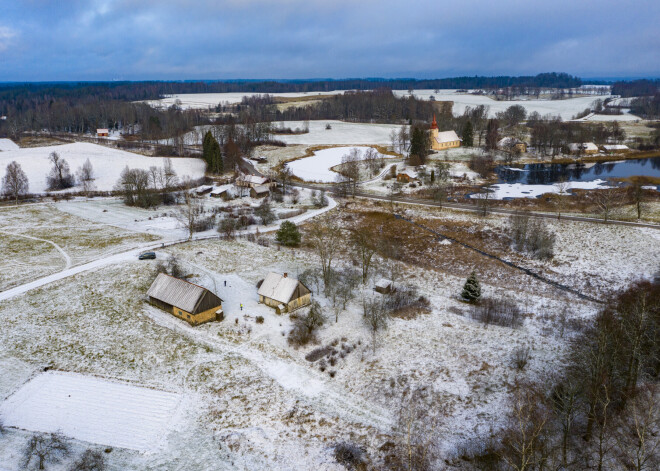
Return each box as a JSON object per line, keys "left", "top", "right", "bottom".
{"left": 287, "top": 146, "right": 389, "bottom": 182}
{"left": 0, "top": 138, "right": 20, "bottom": 151}
{"left": 0, "top": 142, "right": 206, "bottom": 194}
{"left": 0, "top": 371, "right": 181, "bottom": 451}
{"left": 272, "top": 120, "right": 401, "bottom": 146}
{"left": 142, "top": 90, "right": 350, "bottom": 109}
{"left": 392, "top": 89, "right": 610, "bottom": 120}
{"left": 0, "top": 229, "right": 71, "bottom": 269}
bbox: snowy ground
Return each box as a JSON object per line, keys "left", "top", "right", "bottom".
{"left": 286, "top": 146, "right": 391, "bottom": 183}
{"left": 0, "top": 138, "right": 20, "bottom": 151}
{"left": 392, "top": 89, "right": 612, "bottom": 120}
{"left": 271, "top": 120, "right": 401, "bottom": 146}
{"left": 0, "top": 371, "right": 182, "bottom": 451}
{"left": 141, "top": 91, "right": 351, "bottom": 109}
{"left": 0, "top": 142, "right": 206, "bottom": 194}
{"left": 571, "top": 111, "right": 642, "bottom": 122}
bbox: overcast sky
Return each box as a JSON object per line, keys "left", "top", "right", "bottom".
{"left": 1, "top": 0, "right": 659, "bottom": 81}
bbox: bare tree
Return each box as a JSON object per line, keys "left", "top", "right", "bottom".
{"left": 627, "top": 178, "right": 647, "bottom": 220}
{"left": 76, "top": 158, "right": 95, "bottom": 196}
{"left": 163, "top": 157, "right": 179, "bottom": 191}
{"left": 69, "top": 449, "right": 105, "bottom": 471}
{"left": 2, "top": 160, "right": 29, "bottom": 204}
{"left": 23, "top": 433, "right": 70, "bottom": 470}
{"left": 592, "top": 187, "right": 622, "bottom": 223}
{"left": 351, "top": 226, "right": 378, "bottom": 284}
{"left": 341, "top": 148, "right": 361, "bottom": 197}
{"left": 46, "top": 151, "right": 74, "bottom": 190}
{"left": 363, "top": 295, "right": 388, "bottom": 354}
{"left": 477, "top": 185, "right": 492, "bottom": 217}
{"left": 614, "top": 384, "right": 660, "bottom": 471}
{"left": 307, "top": 221, "right": 342, "bottom": 286}
{"left": 176, "top": 193, "right": 204, "bottom": 240}
{"left": 554, "top": 178, "right": 569, "bottom": 220}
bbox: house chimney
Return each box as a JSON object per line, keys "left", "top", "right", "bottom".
{"left": 283, "top": 273, "right": 288, "bottom": 278}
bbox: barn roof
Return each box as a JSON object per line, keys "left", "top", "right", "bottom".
{"left": 97, "top": 128, "right": 109, "bottom": 134}
{"left": 147, "top": 273, "right": 222, "bottom": 313}
{"left": 252, "top": 184, "right": 270, "bottom": 194}
{"left": 435, "top": 130, "right": 460, "bottom": 144}
{"left": 569, "top": 142, "right": 598, "bottom": 152}
{"left": 257, "top": 272, "right": 307, "bottom": 304}
{"left": 237, "top": 174, "right": 269, "bottom": 185}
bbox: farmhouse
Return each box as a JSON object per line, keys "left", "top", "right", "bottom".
{"left": 96, "top": 128, "right": 109, "bottom": 137}
{"left": 569, "top": 142, "right": 599, "bottom": 155}
{"left": 257, "top": 272, "right": 311, "bottom": 314}
{"left": 430, "top": 115, "right": 461, "bottom": 151}
{"left": 147, "top": 273, "right": 223, "bottom": 326}
{"left": 236, "top": 174, "right": 270, "bottom": 189}
{"left": 498, "top": 137, "right": 527, "bottom": 153}
{"left": 396, "top": 167, "right": 419, "bottom": 183}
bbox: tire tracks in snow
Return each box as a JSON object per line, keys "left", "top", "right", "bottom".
{"left": 141, "top": 305, "right": 393, "bottom": 432}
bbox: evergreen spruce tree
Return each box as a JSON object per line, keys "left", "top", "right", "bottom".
{"left": 210, "top": 140, "right": 223, "bottom": 174}
{"left": 202, "top": 131, "right": 213, "bottom": 168}
{"left": 461, "top": 271, "right": 481, "bottom": 303}
{"left": 462, "top": 121, "right": 474, "bottom": 147}
{"left": 275, "top": 221, "right": 301, "bottom": 247}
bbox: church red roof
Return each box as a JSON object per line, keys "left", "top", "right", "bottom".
{"left": 430, "top": 114, "right": 438, "bottom": 130}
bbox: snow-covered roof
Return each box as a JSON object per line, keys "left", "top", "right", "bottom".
{"left": 257, "top": 272, "right": 308, "bottom": 304}
{"left": 569, "top": 142, "right": 598, "bottom": 152}
{"left": 375, "top": 278, "right": 393, "bottom": 289}
{"left": 147, "top": 273, "right": 222, "bottom": 313}
{"left": 603, "top": 144, "right": 629, "bottom": 150}
{"left": 237, "top": 174, "right": 268, "bottom": 185}
{"left": 498, "top": 137, "right": 524, "bottom": 147}
{"left": 252, "top": 184, "right": 270, "bottom": 194}
{"left": 195, "top": 185, "right": 213, "bottom": 194}
{"left": 97, "top": 128, "right": 109, "bottom": 134}
{"left": 435, "top": 130, "right": 461, "bottom": 144}
{"left": 397, "top": 167, "right": 418, "bottom": 179}
{"left": 210, "top": 184, "right": 232, "bottom": 195}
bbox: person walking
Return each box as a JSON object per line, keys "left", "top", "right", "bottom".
{"left": 240, "top": 303, "right": 243, "bottom": 311}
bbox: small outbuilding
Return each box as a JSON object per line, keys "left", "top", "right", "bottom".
{"left": 374, "top": 278, "right": 395, "bottom": 294}
{"left": 498, "top": 137, "right": 527, "bottom": 153}
{"left": 257, "top": 272, "right": 311, "bottom": 314}
{"left": 96, "top": 128, "right": 109, "bottom": 137}
{"left": 236, "top": 174, "right": 270, "bottom": 189}
{"left": 147, "top": 273, "right": 223, "bottom": 326}
{"left": 603, "top": 144, "right": 629, "bottom": 152}
{"left": 250, "top": 184, "right": 270, "bottom": 198}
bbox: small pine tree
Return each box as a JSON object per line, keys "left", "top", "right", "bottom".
{"left": 430, "top": 169, "right": 435, "bottom": 183}
{"left": 276, "top": 221, "right": 301, "bottom": 247}
{"left": 461, "top": 271, "right": 481, "bottom": 303}
{"left": 202, "top": 131, "right": 213, "bottom": 165}
{"left": 210, "top": 139, "right": 223, "bottom": 174}
{"left": 462, "top": 121, "right": 474, "bottom": 147}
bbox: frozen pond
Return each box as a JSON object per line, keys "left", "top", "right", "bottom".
{"left": 286, "top": 146, "right": 388, "bottom": 183}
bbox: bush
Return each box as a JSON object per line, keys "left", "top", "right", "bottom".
{"left": 471, "top": 296, "right": 523, "bottom": 328}
{"left": 255, "top": 316, "right": 264, "bottom": 324}
{"left": 333, "top": 441, "right": 366, "bottom": 470}
{"left": 512, "top": 346, "right": 531, "bottom": 370}
{"left": 288, "top": 302, "right": 325, "bottom": 347}
{"left": 276, "top": 220, "right": 301, "bottom": 247}
{"left": 305, "top": 345, "right": 333, "bottom": 362}
{"left": 508, "top": 212, "right": 555, "bottom": 259}
{"left": 384, "top": 284, "right": 430, "bottom": 318}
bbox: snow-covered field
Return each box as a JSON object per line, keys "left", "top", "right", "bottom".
{"left": 286, "top": 146, "right": 390, "bottom": 182}
{"left": 571, "top": 111, "right": 641, "bottom": 122}
{"left": 272, "top": 120, "right": 400, "bottom": 146}
{"left": 0, "top": 138, "right": 20, "bottom": 151}
{"left": 0, "top": 142, "right": 206, "bottom": 194}
{"left": 392, "top": 89, "right": 611, "bottom": 120}
{"left": 142, "top": 90, "right": 350, "bottom": 109}
{"left": 0, "top": 371, "right": 181, "bottom": 451}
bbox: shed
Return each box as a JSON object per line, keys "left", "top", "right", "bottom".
{"left": 210, "top": 184, "right": 232, "bottom": 199}
{"left": 250, "top": 185, "right": 270, "bottom": 198}
{"left": 603, "top": 144, "right": 629, "bottom": 152}
{"left": 257, "top": 272, "right": 311, "bottom": 314}
{"left": 374, "top": 278, "right": 395, "bottom": 294}
{"left": 96, "top": 128, "right": 109, "bottom": 137}
{"left": 195, "top": 185, "right": 213, "bottom": 195}
{"left": 147, "top": 273, "right": 223, "bottom": 326}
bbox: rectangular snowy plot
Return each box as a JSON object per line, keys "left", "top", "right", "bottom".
{"left": 0, "top": 371, "right": 181, "bottom": 451}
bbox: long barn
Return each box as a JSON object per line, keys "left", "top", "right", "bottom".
{"left": 147, "top": 273, "right": 223, "bottom": 326}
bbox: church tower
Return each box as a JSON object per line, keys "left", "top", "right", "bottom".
{"left": 430, "top": 114, "right": 439, "bottom": 147}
